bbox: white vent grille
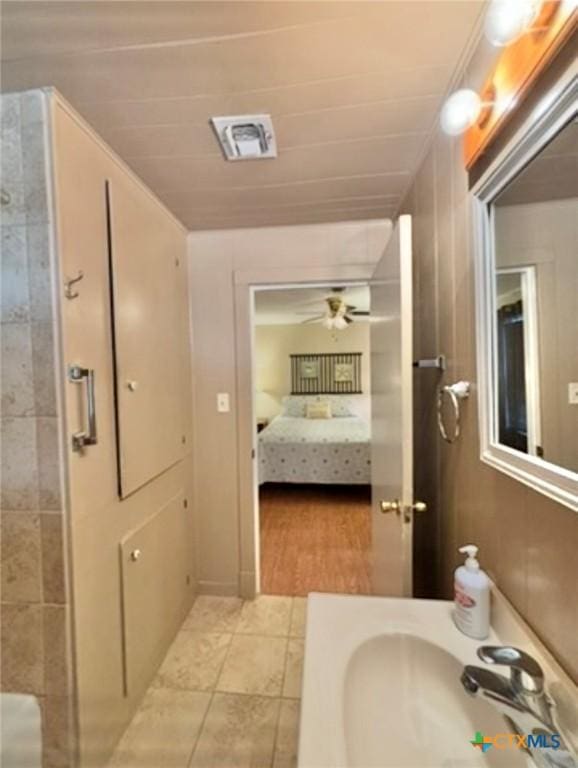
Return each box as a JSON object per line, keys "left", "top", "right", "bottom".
{"left": 210, "top": 114, "right": 277, "bottom": 161}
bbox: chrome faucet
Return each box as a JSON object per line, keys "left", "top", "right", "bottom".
{"left": 461, "top": 646, "right": 577, "bottom": 768}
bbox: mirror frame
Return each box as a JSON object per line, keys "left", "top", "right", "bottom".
{"left": 471, "top": 67, "right": 578, "bottom": 512}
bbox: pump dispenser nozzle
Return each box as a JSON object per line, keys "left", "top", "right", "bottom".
{"left": 459, "top": 544, "right": 480, "bottom": 571}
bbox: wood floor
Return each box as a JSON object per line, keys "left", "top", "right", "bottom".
{"left": 259, "top": 484, "right": 372, "bottom": 597}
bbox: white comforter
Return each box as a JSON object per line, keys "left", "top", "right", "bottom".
{"left": 258, "top": 416, "right": 371, "bottom": 485}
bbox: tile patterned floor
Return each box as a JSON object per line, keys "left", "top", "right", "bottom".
{"left": 108, "top": 596, "right": 306, "bottom": 768}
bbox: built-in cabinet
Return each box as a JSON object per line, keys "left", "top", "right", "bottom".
{"left": 50, "top": 95, "right": 195, "bottom": 766}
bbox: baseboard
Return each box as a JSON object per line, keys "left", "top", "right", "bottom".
{"left": 196, "top": 580, "right": 239, "bottom": 597}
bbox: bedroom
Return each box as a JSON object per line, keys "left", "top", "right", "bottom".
{"left": 254, "top": 284, "right": 373, "bottom": 597}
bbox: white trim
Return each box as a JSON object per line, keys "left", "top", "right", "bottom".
{"left": 233, "top": 264, "right": 378, "bottom": 597}
{"left": 472, "top": 67, "right": 578, "bottom": 512}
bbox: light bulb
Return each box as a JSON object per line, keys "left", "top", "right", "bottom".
{"left": 484, "top": 0, "right": 541, "bottom": 47}
{"left": 440, "top": 89, "right": 482, "bottom": 136}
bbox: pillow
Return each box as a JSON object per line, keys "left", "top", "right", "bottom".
{"left": 281, "top": 396, "right": 307, "bottom": 417}
{"left": 326, "top": 396, "right": 355, "bottom": 417}
{"left": 306, "top": 401, "right": 332, "bottom": 419}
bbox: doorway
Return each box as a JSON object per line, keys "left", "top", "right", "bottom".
{"left": 252, "top": 283, "right": 372, "bottom": 597}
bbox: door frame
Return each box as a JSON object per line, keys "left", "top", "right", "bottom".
{"left": 495, "top": 265, "right": 542, "bottom": 457}
{"left": 233, "top": 264, "right": 376, "bottom": 598}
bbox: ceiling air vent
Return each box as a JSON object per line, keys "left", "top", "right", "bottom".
{"left": 210, "top": 114, "right": 277, "bottom": 161}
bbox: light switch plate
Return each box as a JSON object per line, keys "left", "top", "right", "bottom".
{"left": 217, "top": 393, "right": 230, "bottom": 413}
{"left": 568, "top": 383, "right": 578, "bottom": 405}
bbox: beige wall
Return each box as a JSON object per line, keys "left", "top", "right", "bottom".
{"left": 495, "top": 198, "right": 578, "bottom": 473}
{"left": 0, "top": 90, "right": 74, "bottom": 768}
{"left": 188, "top": 220, "right": 390, "bottom": 595}
{"left": 255, "top": 321, "right": 371, "bottom": 421}
{"left": 401, "top": 38, "right": 578, "bottom": 680}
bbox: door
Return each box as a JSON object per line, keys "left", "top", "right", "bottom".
{"left": 107, "top": 173, "right": 188, "bottom": 497}
{"left": 370, "top": 215, "right": 415, "bottom": 596}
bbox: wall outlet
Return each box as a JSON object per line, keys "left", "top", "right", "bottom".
{"left": 217, "top": 392, "right": 230, "bottom": 413}
{"left": 568, "top": 383, "right": 578, "bottom": 405}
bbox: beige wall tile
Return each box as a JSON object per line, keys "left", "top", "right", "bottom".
{"left": 0, "top": 602, "right": 44, "bottom": 693}
{"left": 183, "top": 596, "right": 243, "bottom": 633}
{"left": 273, "top": 699, "right": 300, "bottom": 768}
{"left": 40, "top": 513, "right": 66, "bottom": 604}
{"left": 40, "top": 694, "right": 73, "bottom": 768}
{"left": 0, "top": 511, "right": 41, "bottom": 602}
{"left": 190, "top": 692, "right": 279, "bottom": 768}
{"left": 27, "top": 223, "right": 53, "bottom": 323}
{"left": 35, "top": 417, "right": 62, "bottom": 510}
{"left": 236, "top": 596, "right": 292, "bottom": 637}
{"left": 0, "top": 416, "right": 39, "bottom": 510}
{"left": 282, "top": 640, "right": 304, "bottom": 700}
{"left": 1, "top": 226, "right": 30, "bottom": 322}
{"left": 153, "top": 631, "right": 231, "bottom": 692}
{"left": 31, "top": 322, "right": 57, "bottom": 417}
{"left": 1, "top": 322, "right": 35, "bottom": 417}
{"left": 108, "top": 687, "right": 210, "bottom": 768}
{"left": 43, "top": 605, "right": 68, "bottom": 696}
{"left": 217, "top": 634, "right": 286, "bottom": 697}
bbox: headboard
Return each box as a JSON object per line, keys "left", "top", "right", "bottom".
{"left": 290, "top": 353, "right": 362, "bottom": 395}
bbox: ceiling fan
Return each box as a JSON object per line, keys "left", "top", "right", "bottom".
{"left": 297, "top": 287, "right": 369, "bottom": 330}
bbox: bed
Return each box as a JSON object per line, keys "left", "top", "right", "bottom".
{"left": 258, "top": 397, "right": 371, "bottom": 485}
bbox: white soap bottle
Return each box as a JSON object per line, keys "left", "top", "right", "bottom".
{"left": 453, "top": 544, "right": 490, "bottom": 640}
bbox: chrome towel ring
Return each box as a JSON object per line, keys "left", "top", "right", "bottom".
{"left": 437, "top": 381, "right": 471, "bottom": 443}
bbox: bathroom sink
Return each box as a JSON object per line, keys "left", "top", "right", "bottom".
{"left": 344, "top": 633, "right": 526, "bottom": 767}
{"left": 298, "top": 594, "right": 544, "bottom": 768}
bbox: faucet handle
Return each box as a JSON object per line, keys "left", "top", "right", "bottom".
{"left": 477, "top": 646, "right": 544, "bottom": 694}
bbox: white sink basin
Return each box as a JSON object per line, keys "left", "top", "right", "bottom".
{"left": 298, "top": 594, "right": 538, "bottom": 768}
{"left": 344, "top": 633, "right": 526, "bottom": 767}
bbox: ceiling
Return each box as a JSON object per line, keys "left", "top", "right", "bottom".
{"left": 1, "top": 1, "right": 484, "bottom": 230}
{"left": 496, "top": 118, "right": 578, "bottom": 206}
{"left": 255, "top": 284, "right": 369, "bottom": 326}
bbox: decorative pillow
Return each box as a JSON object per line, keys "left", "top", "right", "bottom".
{"left": 306, "top": 401, "right": 332, "bottom": 419}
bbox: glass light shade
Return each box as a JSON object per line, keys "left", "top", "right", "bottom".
{"left": 440, "top": 89, "right": 482, "bottom": 136}
{"left": 484, "top": 0, "right": 541, "bottom": 46}
{"left": 333, "top": 316, "right": 348, "bottom": 331}
{"left": 322, "top": 316, "right": 334, "bottom": 330}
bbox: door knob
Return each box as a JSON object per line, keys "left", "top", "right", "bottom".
{"left": 380, "top": 499, "right": 401, "bottom": 514}
{"left": 380, "top": 500, "right": 427, "bottom": 516}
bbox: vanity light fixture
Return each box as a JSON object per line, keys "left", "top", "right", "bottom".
{"left": 440, "top": 85, "right": 497, "bottom": 137}
{"left": 484, "top": 0, "right": 543, "bottom": 47}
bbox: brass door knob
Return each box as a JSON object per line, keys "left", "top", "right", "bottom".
{"left": 380, "top": 499, "right": 401, "bottom": 514}
{"left": 380, "top": 500, "right": 427, "bottom": 515}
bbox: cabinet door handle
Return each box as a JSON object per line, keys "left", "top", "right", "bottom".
{"left": 68, "top": 365, "right": 98, "bottom": 452}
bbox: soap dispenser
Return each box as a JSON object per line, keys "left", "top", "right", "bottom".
{"left": 454, "top": 544, "right": 490, "bottom": 640}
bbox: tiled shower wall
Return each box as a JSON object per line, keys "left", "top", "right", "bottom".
{"left": 1, "top": 90, "right": 73, "bottom": 767}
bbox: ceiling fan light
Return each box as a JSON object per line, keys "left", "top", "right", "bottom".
{"left": 322, "top": 316, "right": 334, "bottom": 330}
{"left": 484, "top": 0, "right": 541, "bottom": 47}
{"left": 333, "top": 316, "right": 348, "bottom": 331}
{"left": 440, "top": 89, "right": 482, "bottom": 136}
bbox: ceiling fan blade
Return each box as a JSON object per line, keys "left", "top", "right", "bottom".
{"left": 351, "top": 310, "right": 370, "bottom": 316}
{"left": 301, "top": 315, "right": 324, "bottom": 324}
{"left": 344, "top": 315, "right": 354, "bottom": 324}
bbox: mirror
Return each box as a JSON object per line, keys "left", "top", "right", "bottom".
{"left": 473, "top": 74, "right": 577, "bottom": 510}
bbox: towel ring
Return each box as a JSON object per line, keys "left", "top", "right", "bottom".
{"left": 437, "top": 381, "right": 470, "bottom": 443}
